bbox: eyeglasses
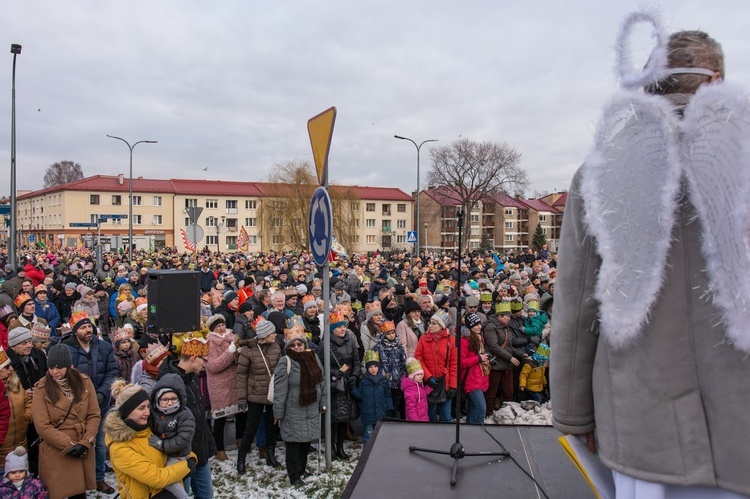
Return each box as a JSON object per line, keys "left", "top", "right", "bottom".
{"left": 289, "top": 341, "right": 306, "bottom": 349}
{"left": 199, "top": 356, "right": 208, "bottom": 363}
{"left": 466, "top": 305, "right": 478, "bottom": 309}
{"left": 159, "top": 396, "right": 179, "bottom": 404}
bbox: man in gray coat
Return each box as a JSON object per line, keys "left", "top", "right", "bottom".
{"left": 552, "top": 20, "right": 750, "bottom": 497}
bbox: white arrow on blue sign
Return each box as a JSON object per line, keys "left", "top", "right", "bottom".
{"left": 407, "top": 231, "right": 417, "bottom": 244}
{"left": 28, "top": 234, "right": 35, "bottom": 243}
{"left": 308, "top": 187, "right": 333, "bottom": 266}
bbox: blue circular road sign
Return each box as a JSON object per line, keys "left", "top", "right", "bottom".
{"left": 28, "top": 234, "right": 35, "bottom": 243}
{"left": 309, "top": 187, "right": 333, "bottom": 266}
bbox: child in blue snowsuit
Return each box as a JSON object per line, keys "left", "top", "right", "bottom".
{"left": 522, "top": 299, "right": 548, "bottom": 353}
{"left": 352, "top": 351, "right": 393, "bottom": 445}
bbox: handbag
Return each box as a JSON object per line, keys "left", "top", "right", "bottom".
{"left": 330, "top": 350, "right": 348, "bottom": 393}
{"left": 427, "top": 341, "right": 451, "bottom": 404}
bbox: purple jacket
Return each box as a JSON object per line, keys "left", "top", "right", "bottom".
{"left": 0, "top": 476, "right": 49, "bottom": 499}
{"left": 400, "top": 376, "right": 432, "bottom": 422}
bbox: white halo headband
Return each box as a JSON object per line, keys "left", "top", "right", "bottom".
{"left": 615, "top": 10, "right": 717, "bottom": 89}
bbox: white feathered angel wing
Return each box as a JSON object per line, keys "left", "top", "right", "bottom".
{"left": 681, "top": 83, "right": 750, "bottom": 353}
{"left": 580, "top": 92, "right": 683, "bottom": 349}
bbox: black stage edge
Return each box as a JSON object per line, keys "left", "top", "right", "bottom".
{"left": 341, "top": 420, "right": 596, "bottom": 499}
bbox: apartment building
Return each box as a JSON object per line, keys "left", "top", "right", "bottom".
{"left": 15, "top": 175, "right": 412, "bottom": 254}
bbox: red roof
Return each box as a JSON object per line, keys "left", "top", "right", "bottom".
{"left": 552, "top": 192, "right": 567, "bottom": 206}
{"left": 486, "top": 192, "right": 528, "bottom": 210}
{"left": 349, "top": 186, "right": 412, "bottom": 201}
{"left": 422, "top": 186, "right": 463, "bottom": 206}
{"left": 18, "top": 175, "right": 174, "bottom": 200}
{"left": 171, "top": 179, "right": 264, "bottom": 197}
{"left": 518, "top": 198, "right": 559, "bottom": 214}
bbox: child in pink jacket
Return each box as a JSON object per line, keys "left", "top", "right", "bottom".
{"left": 400, "top": 358, "right": 432, "bottom": 422}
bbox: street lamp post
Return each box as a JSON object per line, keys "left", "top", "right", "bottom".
{"left": 394, "top": 135, "right": 437, "bottom": 258}
{"left": 217, "top": 216, "right": 225, "bottom": 253}
{"left": 106, "top": 135, "right": 157, "bottom": 261}
{"left": 10, "top": 44, "right": 22, "bottom": 269}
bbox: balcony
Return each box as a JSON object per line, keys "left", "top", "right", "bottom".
{"left": 381, "top": 226, "right": 392, "bottom": 234}
{"left": 225, "top": 208, "right": 238, "bottom": 214}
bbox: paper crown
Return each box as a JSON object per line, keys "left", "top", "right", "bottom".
{"left": 405, "top": 358, "right": 423, "bottom": 376}
{"left": 0, "top": 305, "right": 15, "bottom": 321}
{"left": 283, "top": 287, "right": 297, "bottom": 297}
{"left": 532, "top": 342, "right": 550, "bottom": 364}
{"left": 365, "top": 301, "right": 382, "bottom": 314}
{"left": 364, "top": 350, "right": 380, "bottom": 365}
{"left": 433, "top": 310, "right": 452, "bottom": 329}
{"left": 510, "top": 299, "right": 524, "bottom": 312}
{"left": 113, "top": 328, "right": 131, "bottom": 344}
{"left": 14, "top": 293, "right": 32, "bottom": 309}
{"left": 380, "top": 320, "right": 396, "bottom": 333}
{"left": 145, "top": 342, "right": 171, "bottom": 365}
{"left": 495, "top": 301, "right": 512, "bottom": 315}
{"left": 301, "top": 295, "right": 316, "bottom": 306}
{"left": 527, "top": 300, "right": 540, "bottom": 311}
{"left": 285, "top": 324, "right": 306, "bottom": 344}
{"left": 251, "top": 315, "right": 265, "bottom": 330}
{"left": 329, "top": 311, "right": 346, "bottom": 327}
{"left": 135, "top": 297, "right": 147, "bottom": 308}
{"left": 30, "top": 322, "right": 51, "bottom": 342}
{"left": 286, "top": 315, "right": 304, "bottom": 330}
{"left": 34, "top": 284, "right": 48, "bottom": 295}
{"left": 480, "top": 291, "right": 493, "bottom": 303}
{"left": 0, "top": 347, "right": 9, "bottom": 370}
{"left": 182, "top": 337, "right": 209, "bottom": 358}
{"left": 70, "top": 309, "right": 90, "bottom": 328}
{"left": 524, "top": 284, "right": 538, "bottom": 296}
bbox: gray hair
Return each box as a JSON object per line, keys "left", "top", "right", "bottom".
{"left": 646, "top": 30, "right": 724, "bottom": 95}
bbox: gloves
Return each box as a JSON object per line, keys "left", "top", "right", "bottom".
{"left": 447, "top": 388, "right": 457, "bottom": 399}
{"left": 520, "top": 326, "right": 527, "bottom": 333}
{"left": 347, "top": 375, "right": 358, "bottom": 391}
{"left": 148, "top": 434, "right": 163, "bottom": 451}
{"left": 67, "top": 444, "right": 88, "bottom": 458}
{"left": 96, "top": 392, "right": 105, "bottom": 406}
{"left": 238, "top": 399, "right": 248, "bottom": 412}
{"left": 186, "top": 457, "right": 197, "bottom": 474}
{"left": 228, "top": 342, "right": 237, "bottom": 354}
{"left": 426, "top": 377, "right": 439, "bottom": 389}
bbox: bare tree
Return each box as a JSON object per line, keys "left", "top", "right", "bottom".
{"left": 426, "top": 139, "right": 527, "bottom": 248}
{"left": 43, "top": 160, "right": 84, "bottom": 188}
{"left": 260, "top": 160, "right": 359, "bottom": 252}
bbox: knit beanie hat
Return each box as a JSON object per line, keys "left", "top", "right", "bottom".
{"left": 8, "top": 327, "right": 32, "bottom": 348}
{"left": 206, "top": 314, "right": 226, "bottom": 332}
{"left": 238, "top": 301, "right": 254, "bottom": 315}
{"left": 365, "top": 302, "right": 382, "bottom": 322}
{"left": 465, "top": 312, "right": 482, "bottom": 329}
{"left": 433, "top": 293, "right": 450, "bottom": 308}
{"left": 4, "top": 446, "right": 28, "bottom": 476}
{"left": 65, "top": 282, "right": 77, "bottom": 291}
{"left": 254, "top": 318, "right": 276, "bottom": 339}
{"left": 47, "top": 344, "right": 72, "bottom": 368}
{"left": 223, "top": 291, "right": 238, "bottom": 304}
{"left": 431, "top": 310, "right": 451, "bottom": 330}
{"left": 403, "top": 299, "right": 421, "bottom": 315}
{"left": 302, "top": 295, "right": 317, "bottom": 312}
{"left": 118, "top": 300, "right": 133, "bottom": 314}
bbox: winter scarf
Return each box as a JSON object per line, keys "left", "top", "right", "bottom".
{"left": 286, "top": 349, "right": 323, "bottom": 406}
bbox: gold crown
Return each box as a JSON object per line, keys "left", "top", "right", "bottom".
{"left": 301, "top": 295, "right": 315, "bottom": 305}
{"left": 0, "top": 347, "right": 9, "bottom": 370}
{"left": 14, "top": 293, "right": 32, "bottom": 309}
{"left": 405, "top": 358, "right": 423, "bottom": 376}
{"left": 527, "top": 300, "right": 540, "bottom": 311}
{"left": 380, "top": 320, "right": 396, "bottom": 333}
{"left": 480, "top": 291, "right": 493, "bottom": 302}
{"left": 495, "top": 301, "right": 512, "bottom": 315}
{"left": 70, "top": 310, "right": 90, "bottom": 327}
{"left": 182, "top": 337, "right": 209, "bottom": 357}
{"left": 329, "top": 311, "right": 346, "bottom": 326}
{"left": 364, "top": 350, "right": 380, "bottom": 364}
{"left": 510, "top": 299, "right": 524, "bottom": 311}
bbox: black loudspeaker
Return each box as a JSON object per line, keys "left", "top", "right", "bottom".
{"left": 147, "top": 270, "right": 201, "bottom": 333}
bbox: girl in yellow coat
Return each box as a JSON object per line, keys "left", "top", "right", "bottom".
{"left": 519, "top": 343, "right": 549, "bottom": 403}
{"left": 105, "top": 379, "right": 195, "bottom": 499}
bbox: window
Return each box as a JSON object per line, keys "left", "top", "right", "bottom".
{"left": 366, "top": 235, "right": 376, "bottom": 244}
{"left": 504, "top": 208, "right": 513, "bottom": 215}
{"left": 226, "top": 236, "right": 237, "bottom": 247}
{"left": 245, "top": 218, "right": 257, "bottom": 227}
{"left": 471, "top": 227, "right": 479, "bottom": 236}
{"left": 366, "top": 219, "right": 376, "bottom": 228}
{"left": 445, "top": 219, "right": 454, "bottom": 228}
{"left": 272, "top": 218, "right": 283, "bottom": 227}
{"left": 133, "top": 215, "right": 142, "bottom": 225}
{"left": 505, "top": 221, "right": 513, "bottom": 229}
{"left": 132, "top": 196, "right": 142, "bottom": 206}
{"left": 397, "top": 235, "right": 406, "bottom": 243}
{"left": 272, "top": 235, "right": 282, "bottom": 245}
{"left": 185, "top": 198, "right": 197, "bottom": 208}
{"left": 245, "top": 200, "right": 257, "bottom": 210}
{"left": 153, "top": 196, "right": 162, "bottom": 206}
{"left": 382, "top": 220, "right": 391, "bottom": 230}
{"left": 382, "top": 204, "right": 391, "bottom": 216}
{"left": 247, "top": 235, "right": 257, "bottom": 245}
{"left": 542, "top": 228, "right": 548, "bottom": 235}
{"left": 354, "top": 219, "right": 360, "bottom": 227}
{"left": 226, "top": 218, "right": 238, "bottom": 230}
{"left": 505, "top": 234, "right": 514, "bottom": 241}
{"left": 470, "top": 214, "right": 479, "bottom": 223}
{"left": 206, "top": 217, "right": 217, "bottom": 227}
{"left": 366, "top": 203, "right": 376, "bottom": 212}
{"left": 273, "top": 200, "right": 285, "bottom": 209}
{"left": 206, "top": 235, "right": 218, "bottom": 245}
{"left": 470, "top": 241, "right": 479, "bottom": 249}
{"left": 397, "top": 204, "right": 406, "bottom": 213}
{"left": 90, "top": 214, "right": 99, "bottom": 224}
{"left": 397, "top": 220, "right": 407, "bottom": 229}
{"left": 350, "top": 202, "right": 360, "bottom": 211}
{"left": 539, "top": 214, "right": 548, "bottom": 222}
{"left": 472, "top": 202, "right": 480, "bottom": 212}
{"left": 226, "top": 200, "right": 238, "bottom": 213}
{"left": 185, "top": 217, "right": 191, "bottom": 227}
{"left": 90, "top": 195, "right": 100, "bottom": 205}
{"left": 112, "top": 195, "right": 122, "bottom": 205}
{"left": 153, "top": 215, "right": 162, "bottom": 225}
{"left": 353, "top": 235, "right": 360, "bottom": 244}
{"left": 206, "top": 199, "right": 218, "bottom": 209}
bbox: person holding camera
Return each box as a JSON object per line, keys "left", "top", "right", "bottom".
{"left": 31, "top": 344, "right": 101, "bottom": 499}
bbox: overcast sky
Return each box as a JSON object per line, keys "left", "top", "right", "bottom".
{"left": 2, "top": 1, "right": 748, "bottom": 199}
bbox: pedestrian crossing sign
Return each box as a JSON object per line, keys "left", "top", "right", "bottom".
{"left": 407, "top": 231, "right": 417, "bottom": 244}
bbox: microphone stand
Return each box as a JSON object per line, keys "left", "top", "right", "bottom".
{"left": 408, "top": 208, "right": 509, "bottom": 486}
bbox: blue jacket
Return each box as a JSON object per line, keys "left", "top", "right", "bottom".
{"left": 62, "top": 334, "right": 118, "bottom": 413}
{"left": 352, "top": 371, "right": 392, "bottom": 426}
{"left": 34, "top": 299, "right": 61, "bottom": 333}
{"left": 109, "top": 289, "right": 137, "bottom": 318}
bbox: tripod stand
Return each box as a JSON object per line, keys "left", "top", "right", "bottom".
{"left": 408, "top": 208, "right": 509, "bottom": 486}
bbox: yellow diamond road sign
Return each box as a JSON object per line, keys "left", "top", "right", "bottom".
{"left": 307, "top": 106, "right": 336, "bottom": 186}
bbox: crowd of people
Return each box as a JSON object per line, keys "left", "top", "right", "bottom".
{"left": 0, "top": 244, "right": 555, "bottom": 497}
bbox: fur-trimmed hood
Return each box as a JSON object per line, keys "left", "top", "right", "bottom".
{"left": 104, "top": 409, "right": 141, "bottom": 444}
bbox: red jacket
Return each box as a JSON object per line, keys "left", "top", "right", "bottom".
{"left": 414, "top": 329, "right": 458, "bottom": 390}
{"left": 23, "top": 264, "right": 45, "bottom": 287}
{"left": 459, "top": 337, "right": 490, "bottom": 393}
{"left": 0, "top": 380, "right": 10, "bottom": 447}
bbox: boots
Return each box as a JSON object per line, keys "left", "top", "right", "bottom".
{"left": 265, "top": 446, "right": 281, "bottom": 468}
{"left": 335, "top": 442, "right": 348, "bottom": 460}
{"left": 258, "top": 447, "right": 267, "bottom": 459}
{"left": 237, "top": 450, "right": 247, "bottom": 475}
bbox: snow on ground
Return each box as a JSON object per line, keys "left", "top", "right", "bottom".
{"left": 88, "top": 402, "right": 551, "bottom": 498}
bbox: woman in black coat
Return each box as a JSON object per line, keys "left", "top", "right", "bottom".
{"left": 316, "top": 310, "right": 360, "bottom": 460}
